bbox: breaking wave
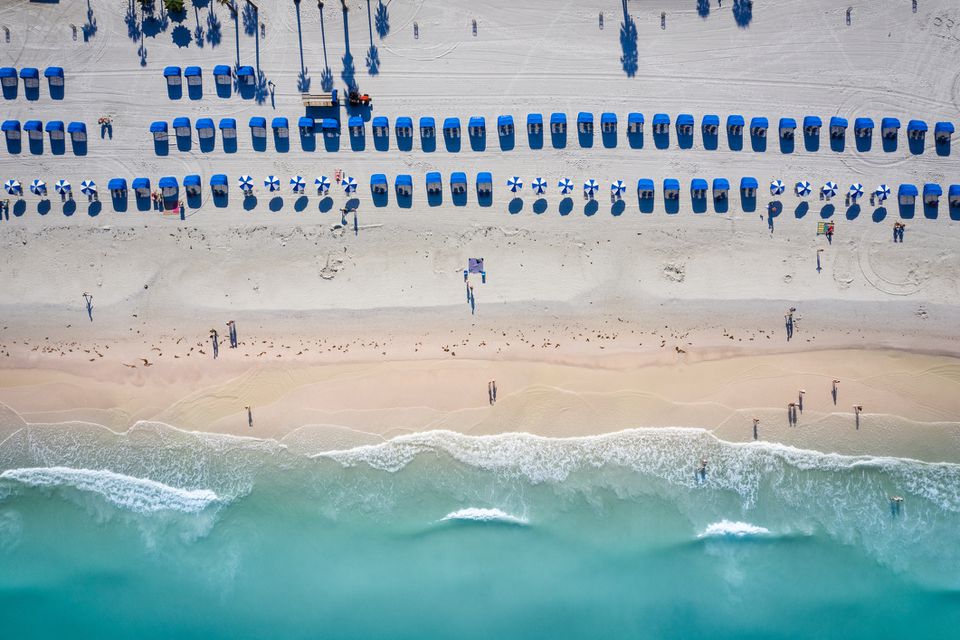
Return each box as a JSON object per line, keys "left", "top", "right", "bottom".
{"left": 440, "top": 508, "right": 528, "bottom": 526}
{"left": 698, "top": 520, "right": 771, "bottom": 538}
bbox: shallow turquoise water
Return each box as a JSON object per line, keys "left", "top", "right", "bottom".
{"left": 1, "top": 425, "right": 959, "bottom": 639}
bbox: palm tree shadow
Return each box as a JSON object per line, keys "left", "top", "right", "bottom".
{"left": 298, "top": 68, "right": 311, "bottom": 92}
{"left": 242, "top": 2, "right": 257, "bottom": 35}
{"left": 619, "top": 1, "right": 637, "bottom": 77}
{"left": 206, "top": 5, "right": 221, "bottom": 47}
{"left": 320, "top": 67, "right": 334, "bottom": 91}
{"left": 366, "top": 45, "right": 380, "bottom": 75}
{"left": 374, "top": 1, "right": 390, "bottom": 37}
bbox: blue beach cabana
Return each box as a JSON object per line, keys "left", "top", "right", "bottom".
{"left": 935, "top": 122, "right": 954, "bottom": 143}
{"left": 184, "top": 174, "right": 201, "bottom": 196}
{"left": 372, "top": 116, "right": 389, "bottom": 137}
{"left": 184, "top": 66, "right": 202, "bottom": 86}
{"left": 159, "top": 176, "right": 178, "bottom": 199}
{"left": 600, "top": 112, "right": 617, "bottom": 133}
{"left": 637, "top": 178, "right": 654, "bottom": 199}
{"left": 370, "top": 173, "right": 388, "bottom": 194}
{"left": 443, "top": 117, "right": 461, "bottom": 138}
{"left": 702, "top": 114, "right": 720, "bottom": 135}
{"left": 396, "top": 174, "right": 413, "bottom": 196}
{"left": 881, "top": 118, "right": 901, "bottom": 139}
{"left": 527, "top": 113, "right": 543, "bottom": 135}
{"left": 420, "top": 116, "right": 436, "bottom": 138}
{"left": 750, "top": 117, "right": 769, "bottom": 137}
{"left": 803, "top": 116, "right": 822, "bottom": 136}
{"left": 498, "top": 115, "right": 514, "bottom": 136}
{"left": 249, "top": 116, "right": 267, "bottom": 137}
{"left": 854, "top": 118, "right": 874, "bottom": 138}
{"left": 740, "top": 176, "right": 759, "bottom": 197}
{"left": 210, "top": 174, "right": 229, "bottom": 196}
{"left": 132, "top": 177, "right": 151, "bottom": 199}
{"left": 779, "top": 118, "right": 797, "bottom": 139}
{"left": 949, "top": 184, "right": 960, "bottom": 208}
{"left": 67, "top": 121, "right": 86, "bottom": 142}
{"left": 395, "top": 117, "right": 413, "bottom": 138}
{"left": 577, "top": 112, "right": 593, "bottom": 134}
{"left": 2, "top": 119, "right": 20, "bottom": 140}
{"left": 272, "top": 117, "right": 289, "bottom": 138}
{"left": 907, "top": 120, "right": 927, "bottom": 140}
{"left": 476, "top": 172, "right": 493, "bottom": 194}
{"left": 172, "top": 117, "right": 191, "bottom": 137}
{"left": 898, "top": 183, "right": 918, "bottom": 205}
{"left": 468, "top": 116, "right": 485, "bottom": 137}
{"left": 829, "top": 117, "right": 848, "bottom": 138}
{"left": 298, "top": 116, "right": 315, "bottom": 135}
{"left": 44, "top": 66, "right": 64, "bottom": 87}
{"left": 213, "top": 65, "right": 232, "bottom": 85}
{"left": 628, "top": 112, "right": 644, "bottom": 134}
{"left": 219, "top": 118, "right": 237, "bottom": 139}
{"left": 150, "top": 121, "right": 168, "bottom": 141}
{"left": 713, "top": 178, "right": 730, "bottom": 200}
{"left": 45, "top": 120, "right": 64, "bottom": 140}
{"left": 196, "top": 118, "right": 214, "bottom": 140}
{"left": 676, "top": 114, "right": 694, "bottom": 135}
{"left": 425, "top": 171, "right": 442, "bottom": 193}
{"left": 24, "top": 120, "right": 42, "bottom": 140}
{"left": 108, "top": 178, "right": 127, "bottom": 196}
{"left": 663, "top": 179, "right": 680, "bottom": 200}
{"left": 550, "top": 112, "right": 566, "bottom": 133}
{"left": 727, "top": 114, "right": 745, "bottom": 135}
{"left": 320, "top": 119, "right": 339, "bottom": 137}
{"left": 348, "top": 116, "right": 364, "bottom": 136}
{"left": 163, "top": 66, "right": 182, "bottom": 86}
{"left": 0, "top": 67, "right": 17, "bottom": 88}
{"left": 236, "top": 66, "right": 255, "bottom": 86}
{"left": 450, "top": 171, "right": 468, "bottom": 194}
{"left": 652, "top": 113, "right": 670, "bottom": 134}
{"left": 19, "top": 67, "right": 40, "bottom": 89}
{"left": 690, "top": 178, "right": 708, "bottom": 198}
{"left": 923, "top": 183, "right": 942, "bottom": 205}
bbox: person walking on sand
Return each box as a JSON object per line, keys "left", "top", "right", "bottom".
{"left": 788, "top": 402, "right": 797, "bottom": 426}
{"left": 752, "top": 417, "right": 759, "bottom": 440}
{"left": 487, "top": 381, "right": 494, "bottom": 405}
{"left": 210, "top": 329, "right": 219, "bottom": 359}
{"left": 853, "top": 404, "right": 863, "bottom": 429}
{"left": 245, "top": 405, "right": 253, "bottom": 428}
{"left": 832, "top": 379, "right": 840, "bottom": 405}
{"left": 798, "top": 389, "right": 805, "bottom": 413}
{"left": 492, "top": 380, "right": 497, "bottom": 403}
{"left": 82, "top": 292, "right": 93, "bottom": 322}
{"left": 227, "top": 320, "right": 237, "bottom": 348}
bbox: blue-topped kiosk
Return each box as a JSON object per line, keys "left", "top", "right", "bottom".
{"left": 184, "top": 66, "right": 202, "bottom": 86}
{"left": 898, "top": 183, "right": 918, "bottom": 205}
{"left": 713, "top": 178, "right": 730, "bottom": 200}
{"left": 637, "top": 179, "right": 654, "bottom": 199}
{"left": 420, "top": 117, "right": 435, "bottom": 138}
{"left": 45, "top": 120, "right": 64, "bottom": 140}
{"left": 740, "top": 176, "right": 759, "bottom": 197}
{"left": 213, "top": 65, "right": 232, "bottom": 85}
{"left": 370, "top": 174, "right": 388, "bottom": 194}
{"left": 348, "top": 116, "right": 363, "bottom": 136}
{"left": 396, "top": 174, "right": 413, "bottom": 197}
{"left": 249, "top": 116, "right": 267, "bottom": 137}
{"left": 425, "top": 171, "right": 442, "bottom": 193}
{"left": 750, "top": 117, "right": 769, "bottom": 137}
{"left": 163, "top": 66, "right": 182, "bottom": 86}
{"left": 150, "top": 121, "right": 169, "bottom": 141}
{"left": 19, "top": 67, "right": 39, "bottom": 90}
{"left": 67, "top": 121, "right": 86, "bottom": 142}
{"left": 298, "top": 116, "right": 315, "bottom": 136}
{"left": 443, "top": 117, "right": 461, "bottom": 138}
{"left": 829, "top": 117, "right": 848, "bottom": 138}
{"left": 702, "top": 115, "right": 720, "bottom": 135}
{"left": 2, "top": 120, "right": 20, "bottom": 140}
{"left": 527, "top": 113, "right": 543, "bottom": 135}
{"left": 779, "top": 118, "right": 797, "bottom": 139}
{"left": 907, "top": 120, "right": 927, "bottom": 140}
{"left": 498, "top": 115, "right": 514, "bottom": 136}
{"left": 219, "top": 118, "right": 237, "bottom": 139}
{"left": 108, "top": 178, "right": 127, "bottom": 197}
{"left": 628, "top": 112, "right": 644, "bottom": 134}
{"left": 663, "top": 179, "right": 680, "bottom": 200}
{"left": 577, "top": 112, "right": 593, "bottom": 134}
{"left": 372, "top": 116, "right": 389, "bottom": 137}
{"left": 395, "top": 117, "right": 413, "bottom": 138}
{"left": 854, "top": 118, "right": 874, "bottom": 138}
{"left": 159, "top": 176, "right": 178, "bottom": 199}
{"left": 236, "top": 66, "right": 255, "bottom": 86}
{"left": 24, "top": 120, "right": 42, "bottom": 140}
{"left": 600, "top": 112, "right": 617, "bottom": 133}
{"left": 184, "top": 174, "right": 201, "bottom": 197}
{"left": 210, "top": 174, "right": 229, "bottom": 196}
{"left": 803, "top": 116, "right": 822, "bottom": 136}
{"left": 132, "top": 177, "right": 151, "bottom": 199}
{"left": 652, "top": 113, "right": 670, "bottom": 134}
{"left": 476, "top": 172, "right": 493, "bottom": 194}
{"left": 0, "top": 67, "right": 17, "bottom": 88}
{"left": 949, "top": 185, "right": 960, "bottom": 208}
{"left": 935, "top": 122, "right": 954, "bottom": 144}
{"left": 172, "top": 117, "right": 191, "bottom": 137}
{"left": 550, "top": 112, "right": 566, "bottom": 134}
{"left": 727, "top": 114, "right": 745, "bottom": 135}
{"left": 272, "top": 117, "right": 289, "bottom": 138}
{"left": 321, "top": 119, "right": 339, "bottom": 137}
{"left": 690, "top": 178, "right": 708, "bottom": 198}
{"left": 468, "top": 116, "right": 485, "bottom": 137}
{"left": 881, "top": 118, "right": 901, "bottom": 139}
{"left": 676, "top": 114, "right": 694, "bottom": 135}
{"left": 923, "top": 183, "right": 942, "bottom": 206}
{"left": 196, "top": 118, "right": 214, "bottom": 140}
{"left": 450, "top": 172, "right": 467, "bottom": 194}
{"left": 44, "top": 66, "right": 64, "bottom": 87}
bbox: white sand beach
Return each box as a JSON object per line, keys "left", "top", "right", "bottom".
{"left": 1, "top": 0, "right": 959, "bottom": 461}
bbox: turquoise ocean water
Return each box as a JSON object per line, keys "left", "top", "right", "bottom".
{"left": 1, "top": 424, "right": 959, "bottom": 639}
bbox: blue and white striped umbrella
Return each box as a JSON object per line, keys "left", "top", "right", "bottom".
{"left": 4, "top": 179, "right": 21, "bottom": 195}
{"left": 558, "top": 178, "right": 574, "bottom": 195}
{"left": 822, "top": 181, "right": 838, "bottom": 199}
{"left": 532, "top": 177, "right": 547, "bottom": 195}
{"left": 770, "top": 179, "right": 785, "bottom": 195}
{"left": 848, "top": 183, "right": 863, "bottom": 199}
{"left": 584, "top": 179, "right": 599, "bottom": 195}
{"left": 315, "top": 176, "right": 330, "bottom": 193}
{"left": 30, "top": 179, "right": 46, "bottom": 195}
{"left": 54, "top": 179, "right": 71, "bottom": 195}
{"left": 290, "top": 175, "right": 306, "bottom": 193}
{"left": 80, "top": 179, "right": 97, "bottom": 195}
{"left": 611, "top": 180, "right": 626, "bottom": 197}
{"left": 795, "top": 181, "right": 812, "bottom": 197}
{"left": 264, "top": 175, "right": 280, "bottom": 192}
{"left": 343, "top": 176, "right": 357, "bottom": 193}
{"left": 238, "top": 175, "right": 254, "bottom": 191}
{"left": 507, "top": 176, "right": 523, "bottom": 193}
{"left": 875, "top": 184, "right": 891, "bottom": 202}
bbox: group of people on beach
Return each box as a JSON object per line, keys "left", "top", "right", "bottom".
{"left": 893, "top": 222, "right": 907, "bottom": 242}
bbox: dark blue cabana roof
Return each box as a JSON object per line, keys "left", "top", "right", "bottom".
{"left": 108, "top": 178, "right": 127, "bottom": 191}
{"left": 395, "top": 175, "right": 413, "bottom": 187}
{"left": 476, "top": 171, "right": 492, "bottom": 184}
{"left": 184, "top": 66, "right": 201, "bottom": 77}
{"left": 420, "top": 116, "right": 435, "bottom": 129}
{"left": 67, "top": 121, "right": 85, "bottom": 133}
{"left": 949, "top": 185, "right": 960, "bottom": 198}
{"left": 45, "top": 120, "right": 63, "bottom": 132}
{"left": 577, "top": 112, "right": 593, "bottom": 124}
{"left": 727, "top": 114, "right": 745, "bottom": 127}
{"left": 652, "top": 113, "right": 670, "bottom": 125}
{"left": 713, "top": 178, "right": 730, "bottom": 191}
{"left": 803, "top": 116, "right": 822, "bottom": 128}
{"left": 184, "top": 175, "right": 201, "bottom": 187}
{"left": 898, "top": 184, "right": 918, "bottom": 197}
{"left": 1, "top": 120, "right": 20, "bottom": 131}
{"left": 24, "top": 120, "right": 42, "bottom": 132}
{"left": 249, "top": 116, "right": 266, "bottom": 128}
{"left": 468, "top": 116, "right": 485, "bottom": 128}
{"left": 549, "top": 113, "right": 566, "bottom": 125}
{"left": 396, "top": 117, "right": 413, "bottom": 129}
{"left": 19, "top": 67, "right": 39, "bottom": 79}
{"left": 213, "top": 65, "right": 231, "bottom": 76}
{"left": 450, "top": 171, "right": 467, "bottom": 184}
{"left": 196, "top": 118, "right": 214, "bottom": 130}
{"left": 372, "top": 116, "right": 389, "bottom": 128}
{"left": 271, "top": 117, "right": 288, "bottom": 129}
{"left": 348, "top": 116, "right": 363, "bottom": 128}
{"left": 830, "top": 116, "right": 848, "bottom": 128}
{"left": 637, "top": 178, "right": 654, "bottom": 192}
{"left": 923, "top": 184, "right": 942, "bottom": 197}
{"left": 236, "top": 65, "right": 255, "bottom": 77}
{"left": 881, "top": 117, "right": 901, "bottom": 129}
{"left": 628, "top": 112, "right": 644, "bottom": 125}
{"left": 298, "top": 116, "right": 315, "bottom": 129}
{"left": 854, "top": 117, "right": 874, "bottom": 130}
{"left": 600, "top": 112, "right": 617, "bottom": 124}
{"left": 219, "top": 118, "right": 236, "bottom": 129}
{"left": 150, "top": 121, "right": 168, "bottom": 133}
{"left": 443, "top": 117, "right": 461, "bottom": 129}
{"left": 676, "top": 114, "right": 694, "bottom": 127}
{"left": 527, "top": 113, "right": 542, "bottom": 125}
{"left": 0, "top": 67, "right": 16, "bottom": 78}
{"left": 370, "top": 173, "right": 387, "bottom": 186}
{"left": 132, "top": 178, "right": 150, "bottom": 190}
{"left": 935, "top": 122, "right": 954, "bottom": 134}
{"left": 779, "top": 117, "right": 797, "bottom": 129}
{"left": 663, "top": 179, "right": 680, "bottom": 191}
{"left": 690, "top": 179, "right": 708, "bottom": 192}
{"left": 497, "top": 115, "right": 514, "bottom": 127}
{"left": 43, "top": 66, "right": 63, "bottom": 78}
{"left": 740, "top": 177, "right": 759, "bottom": 189}
{"left": 702, "top": 114, "right": 720, "bottom": 127}
{"left": 163, "top": 66, "right": 181, "bottom": 77}
{"left": 907, "top": 119, "right": 927, "bottom": 132}
{"left": 750, "top": 117, "right": 769, "bottom": 129}
{"left": 321, "top": 118, "right": 338, "bottom": 130}
{"left": 210, "top": 174, "right": 228, "bottom": 186}
{"left": 425, "top": 171, "right": 441, "bottom": 184}
{"left": 172, "top": 117, "right": 191, "bottom": 130}
{"left": 158, "top": 176, "right": 178, "bottom": 189}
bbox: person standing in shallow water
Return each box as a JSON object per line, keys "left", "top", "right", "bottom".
{"left": 210, "top": 329, "right": 219, "bottom": 359}
{"left": 245, "top": 406, "right": 253, "bottom": 428}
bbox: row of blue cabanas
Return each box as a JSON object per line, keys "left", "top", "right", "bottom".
{"left": 105, "top": 174, "right": 230, "bottom": 198}
{"left": 2, "top": 119, "right": 85, "bottom": 141}
{"left": 150, "top": 116, "right": 343, "bottom": 140}
{"left": 163, "top": 65, "right": 254, "bottom": 86}
{"left": 0, "top": 66, "right": 64, "bottom": 88}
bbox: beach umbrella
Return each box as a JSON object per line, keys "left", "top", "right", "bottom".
{"left": 343, "top": 176, "right": 357, "bottom": 193}
{"left": 238, "top": 175, "right": 253, "bottom": 191}
{"left": 875, "top": 184, "right": 891, "bottom": 202}
{"left": 795, "top": 181, "right": 811, "bottom": 197}
{"left": 532, "top": 177, "right": 547, "bottom": 195}
{"left": 54, "top": 179, "right": 71, "bottom": 195}
{"left": 558, "top": 178, "right": 574, "bottom": 195}
{"left": 822, "top": 181, "right": 838, "bottom": 199}
{"left": 4, "top": 179, "right": 21, "bottom": 195}
{"left": 290, "top": 175, "right": 306, "bottom": 193}
{"left": 848, "top": 183, "right": 863, "bottom": 200}
{"left": 30, "top": 179, "right": 46, "bottom": 195}
{"left": 80, "top": 179, "right": 97, "bottom": 196}
{"left": 584, "top": 179, "right": 599, "bottom": 195}
{"left": 315, "top": 176, "right": 330, "bottom": 194}
{"left": 507, "top": 176, "right": 523, "bottom": 193}
{"left": 611, "top": 180, "right": 626, "bottom": 197}
{"left": 264, "top": 175, "right": 280, "bottom": 192}
{"left": 770, "top": 179, "right": 785, "bottom": 195}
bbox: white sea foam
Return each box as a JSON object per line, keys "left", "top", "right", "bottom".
{"left": 440, "top": 507, "right": 528, "bottom": 526}
{"left": 698, "top": 520, "right": 771, "bottom": 538}
{"left": 0, "top": 467, "right": 220, "bottom": 514}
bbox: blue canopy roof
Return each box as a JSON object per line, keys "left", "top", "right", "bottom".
{"left": 236, "top": 66, "right": 255, "bottom": 77}
{"left": 163, "top": 66, "right": 181, "bottom": 77}
{"left": 740, "top": 177, "right": 759, "bottom": 189}
{"left": 907, "top": 119, "right": 927, "bottom": 132}
{"left": 935, "top": 121, "right": 955, "bottom": 134}
{"left": 184, "top": 66, "right": 201, "bottom": 77}
{"left": 676, "top": 114, "right": 694, "bottom": 127}
{"left": 19, "top": 67, "right": 39, "bottom": 79}
{"left": 750, "top": 117, "right": 769, "bottom": 128}
{"left": 854, "top": 117, "right": 874, "bottom": 130}
{"left": 690, "top": 179, "right": 708, "bottom": 192}
{"left": 0, "top": 67, "right": 15, "bottom": 78}
{"left": 476, "top": 171, "right": 492, "bottom": 184}
{"left": 321, "top": 118, "right": 338, "bottom": 130}
{"left": 550, "top": 113, "right": 566, "bottom": 124}
{"left": 702, "top": 114, "right": 720, "bottom": 127}
{"left": 727, "top": 114, "right": 745, "bottom": 127}
{"left": 67, "top": 121, "right": 85, "bottom": 133}
{"left": 898, "top": 184, "right": 918, "bottom": 197}
{"left": 663, "top": 179, "right": 680, "bottom": 191}
{"left": 107, "top": 178, "right": 127, "bottom": 191}
{"left": 158, "top": 176, "right": 178, "bottom": 189}
{"left": 420, "top": 116, "right": 435, "bottom": 128}
{"left": 348, "top": 116, "right": 363, "bottom": 128}
{"left": 24, "top": 120, "right": 42, "bottom": 132}
{"left": 468, "top": 116, "right": 485, "bottom": 128}
{"left": 600, "top": 112, "right": 617, "bottom": 124}
{"left": 210, "top": 174, "right": 229, "bottom": 186}
{"left": 923, "top": 184, "right": 942, "bottom": 197}
{"left": 497, "top": 115, "right": 514, "bottom": 127}
{"left": 45, "top": 120, "right": 63, "bottom": 132}
{"left": 1, "top": 120, "right": 20, "bottom": 131}
{"left": 637, "top": 178, "right": 654, "bottom": 192}
{"left": 271, "top": 117, "right": 288, "bottom": 129}
{"left": 713, "top": 178, "right": 730, "bottom": 190}
{"left": 184, "top": 175, "right": 201, "bottom": 187}
{"left": 370, "top": 173, "right": 387, "bottom": 185}
{"left": 43, "top": 66, "right": 63, "bottom": 78}
{"left": 577, "top": 112, "right": 593, "bottom": 124}
{"left": 298, "top": 116, "right": 315, "bottom": 129}
{"left": 949, "top": 185, "right": 960, "bottom": 198}
{"left": 172, "top": 117, "right": 191, "bottom": 129}
{"left": 443, "top": 117, "right": 461, "bottom": 129}
{"left": 779, "top": 117, "right": 797, "bottom": 129}
{"left": 372, "top": 116, "right": 389, "bottom": 128}
{"left": 395, "top": 175, "right": 413, "bottom": 187}
{"left": 881, "top": 118, "right": 901, "bottom": 129}
{"left": 450, "top": 172, "right": 467, "bottom": 184}
{"left": 425, "top": 171, "right": 441, "bottom": 184}
{"left": 219, "top": 118, "right": 236, "bottom": 129}
{"left": 196, "top": 118, "right": 214, "bottom": 130}
{"left": 396, "top": 117, "right": 413, "bottom": 129}
{"left": 652, "top": 113, "right": 670, "bottom": 125}
{"left": 150, "top": 121, "right": 168, "bottom": 133}
{"left": 803, "top": 116, "right": 822, "bottom": 128}
{"left": 830, "top": 117, "right": 848, "bottom": 128}
{"left": 249, "top": 116, "right": 266, "bottom": 128}
{"left": 628, "top": 112, "right": 644, "bottom": 124}
{"left": 527, "top": 113, "right": 543, "bottom": 125}
{"left": 132, "top": 178, "right": 150, "bottom": 190}
{"left": 213, "top": 65, "right": 231, "bottom": 76}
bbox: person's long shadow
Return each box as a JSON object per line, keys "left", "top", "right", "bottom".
{"left": 795, "top": 202, "right": 809, "bottom": 219}
{"left": 619, "top": 1, "right": 638, "bottom": 77}
{"left": 559, "top": 197, "right": 573, "bottom": 216}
